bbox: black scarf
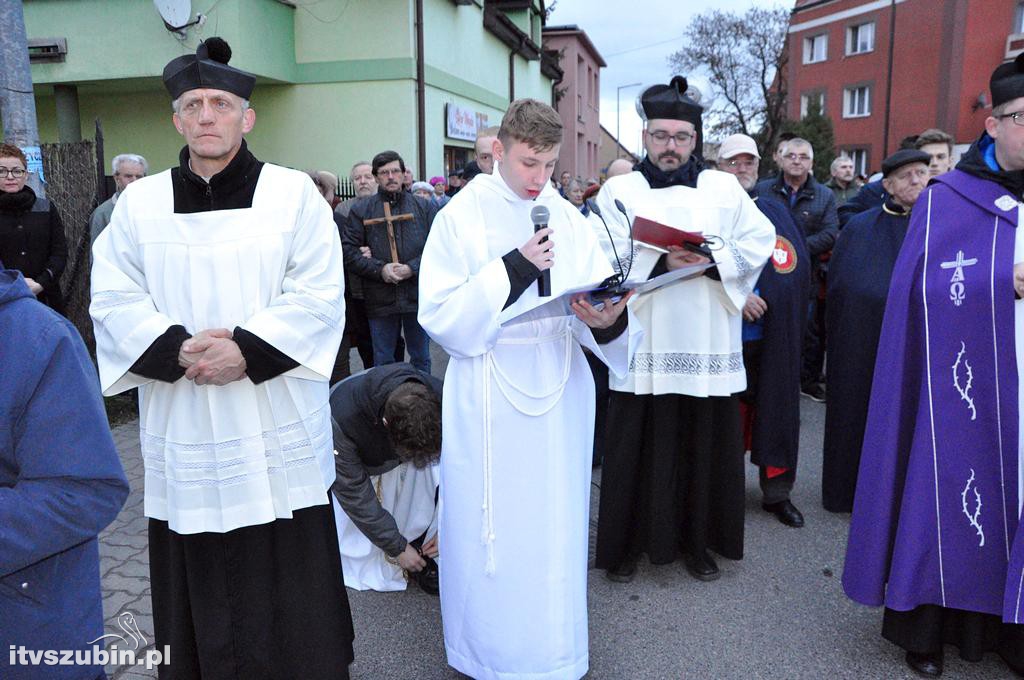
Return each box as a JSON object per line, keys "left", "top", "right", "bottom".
{"left": 0, "top": 186, "right": 37, "bottom": 215}
{"left": 380, "top": 188, "right": 406, "bottom": 206}
{"left": 634, "top": 155, "right": 703, "bottom": 189}
{"left": 956, "top": 133, "right": 1024, "bottom": 199}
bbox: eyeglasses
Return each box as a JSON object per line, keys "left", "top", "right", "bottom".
{"left": 725, "top": 159, "right": 758, "bottom": 169}
{"left": 997, "top": 110, "right": 1024, "bottom": 126}
{"left": 0, "top": 167, "right": 27, "bottom": 178}
{"left": 376, "top": 168, "right": 404, "bottom": 177}
{"left": 783, "top": 153, "right": 812, "bottom": 163}
{"left": 647, "top": 131, "right": 694, "bottom": 146}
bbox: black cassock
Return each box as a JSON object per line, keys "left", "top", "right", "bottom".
{"left": 741, "top": 195, "right": 810, "bottom": 471}
{"left": 821, "top": 201, "right": 910, "bottom": 512}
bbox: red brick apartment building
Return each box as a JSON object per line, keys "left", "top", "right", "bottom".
{"left": 787, "top": 0, "right": 1024, "bottom": 175}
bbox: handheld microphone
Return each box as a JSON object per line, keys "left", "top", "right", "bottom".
{"left": 530, "top": 205, "right": 552, "bottom": 297}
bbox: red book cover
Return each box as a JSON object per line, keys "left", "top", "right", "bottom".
{"left": 632, "top": 216, "right": 704, "bottom": 250}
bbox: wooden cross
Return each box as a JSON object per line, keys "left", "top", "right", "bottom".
{"left": 364, "top": 203, "right": 415, "bottom": 263}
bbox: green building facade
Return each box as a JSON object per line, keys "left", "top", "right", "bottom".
{"left": 25, "top": 0, "right": 560, "bottom": 181}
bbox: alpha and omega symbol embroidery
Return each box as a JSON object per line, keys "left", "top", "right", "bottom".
{"left": 961, "top": 468, "right": 985, "bottom": 547}
{"left": 771, "top": 236, "right": 797, "bottom": 274}
{"left": 952, "top": 340, "right": 977, "bottom": 421}
{"left": 940, "top": 250, "right": 978, "bottom": 307}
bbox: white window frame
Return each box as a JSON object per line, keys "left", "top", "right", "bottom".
{"left": 803, "top": 33, "right": 828, "bottom": 64}
{"left": 846, "top": 149, "right": 869, "bottom": 175}
{"left": 800, "top": 92, "right": 826, "bottom": 119}
{"left": 843, "top": 85, "right": 871, "bottom": 118}
{"left": 846, "top": 21, "right": 875, "bottom": 55}
{"left": 1016, "top": 1, "right": 1024, "bottom": 34}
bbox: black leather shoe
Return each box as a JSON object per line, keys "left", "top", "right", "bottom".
{"left": 683, "top": 550, "right": 720, "bottom": 581}
{"left": 905, "top": 650, "right": 943, "bottom": 677}
{"left": 762, "top": 499, "right": 805, "bottom": 528}
{"left": 605, "top": 555, "right": 637, "bottom": 583}
{"left": 800, "top": 383, "right": 826, "bottom": 402}
{"left": 413, "top": 559, "right": 439, "bottom": 596}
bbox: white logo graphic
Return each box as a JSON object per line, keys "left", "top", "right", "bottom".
{"left": 952, "top": 341, "right": 977, "bottom": 421}
{"left": 940, "top": 250, "right": 978, "bottom": 306}
{"left": 9, "top": 610, "right": 168, "bottom": 670}
{"left": 961, "top": 468, "right": 985, "bottom": 547}
{"left": 87, "top": 610, "right": 147, "bottom": 649}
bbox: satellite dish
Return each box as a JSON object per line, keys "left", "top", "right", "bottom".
{"left": 153, "top": 0, "right": 192, "bottom": 30}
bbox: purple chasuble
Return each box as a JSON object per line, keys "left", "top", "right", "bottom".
{"left": 842, "top": 169, "right": 1023, "bottom": 624}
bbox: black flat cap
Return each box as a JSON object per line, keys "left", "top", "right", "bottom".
{"left": 882, "top": 149, "right": 931, "bottom": 177}
{"left": 636, "top": 76, "right": 703, "bottom": 126}
{"left": 163, "top": 37, "right": 255, "bottom": 100}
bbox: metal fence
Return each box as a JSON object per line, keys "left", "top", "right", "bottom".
{"left": 336, "top": 176, "right": 357, "bottom": 201}
{"left": 41, "top": 140, "right": 97, "bottom": 351}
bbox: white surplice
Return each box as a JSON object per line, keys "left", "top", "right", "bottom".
{"left": 332, "top": 461, "right": 439, "bottom": 592}
{"left": 592, "top": 169, "right": 775, "bottom": 396}
{"left": 90, "top": 163, "right": 345, "bottom": 534}
{"left": 418, "top": 165, "right": 641, "bottom": 680}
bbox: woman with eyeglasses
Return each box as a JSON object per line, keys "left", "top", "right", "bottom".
{"left": 0, "top": 143, "right": 67, "bottom": 314}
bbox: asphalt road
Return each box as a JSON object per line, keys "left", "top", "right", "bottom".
{"left": 343, "top": 344, "right": 1009, "bottom": 679}
{"left": 98, "top": 342, "right": 1012, "bottom": 679}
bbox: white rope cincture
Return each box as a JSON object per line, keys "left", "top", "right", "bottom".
{"left": 479, "top": 328, "right": 573, "bottom": 576}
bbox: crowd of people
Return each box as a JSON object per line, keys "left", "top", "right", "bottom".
{"left": 2, "top": 35, "right": 1024, "bottom": 680}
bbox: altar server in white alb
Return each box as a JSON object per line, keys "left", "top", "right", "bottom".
{"left": 418, "top": 98, "right": 641, "bottom": 680}
{"left": 89, "top": 38, "right": 354, "bottom": 679}
{"left": 593, "top": 77, "right": 774, "bottom": 584}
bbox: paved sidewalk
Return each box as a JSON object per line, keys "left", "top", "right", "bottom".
{"left": 97, "top": 348, "right": 1010, "bottom": 678}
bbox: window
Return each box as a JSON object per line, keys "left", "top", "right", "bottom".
{"left": 1016, "top": 1, "right": 1024, "bottom": 33}
{"left": 846, "top": 22, "right": 875, "bottom": 55}
{"left": 843, "top": 85, "right": 871, "bottom": 118}
{"left": 800, "top": 92, "right": 826, "bottom": 119}
{"left": 803, "top": 34, "right": 828, "bottom": 64}
{"left": 845, "top": 149, "right": 869, "bottom": 175}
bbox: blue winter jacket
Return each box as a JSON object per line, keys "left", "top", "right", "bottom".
{"left": 0, "top": 268, "right": 129, "bottom": 679}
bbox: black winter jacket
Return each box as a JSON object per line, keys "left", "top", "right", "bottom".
{"left": 0, "top": 186, "right": 67, "bottom": 313}
{"left": 329, "top": 364, "right": 442, "bottom": 556}
{"left": 342, "top": 192, "right": 437, "bottom": 318}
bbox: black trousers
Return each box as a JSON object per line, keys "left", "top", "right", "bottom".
{"left": 883, "top": 605, "right": 1024, "bottom": 674}
{"left": 149, "top": 501, "right": 354, "bottom": 680}
{"left": 596, "top": 392, "right": 745, "bottom": 569}
{"left": 585, "top": 349, "right": 610, "bottom": 467}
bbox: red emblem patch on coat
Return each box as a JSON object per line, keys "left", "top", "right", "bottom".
{"left": 772, "top": 236, "right": 797, "bottom": 274}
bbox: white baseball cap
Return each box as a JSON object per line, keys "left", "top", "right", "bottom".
{"left": 718, "top": 134, "right": 761, "bottom": 160}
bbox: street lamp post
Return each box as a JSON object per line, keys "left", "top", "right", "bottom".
{"left": 616, "top": 82, "right": 641, "bottom": 159}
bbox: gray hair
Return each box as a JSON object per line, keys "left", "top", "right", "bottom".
{"left": 830, "top": 155, "right": 852, "bottom": 174}
{"left": 171, "top": 96, "right": 251, "bottom": 114}
{"left": 349, "top": 161, "right": 372, "bottom": 179}
{"left": 112, "top": 153, "right": 148, "bottom": 176}
{"left": 781, "top": 138, "right": 814, "bottom": 159}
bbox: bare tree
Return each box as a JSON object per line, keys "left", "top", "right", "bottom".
{"left": 668, "top": 6, "right": 789, "bottom": 158}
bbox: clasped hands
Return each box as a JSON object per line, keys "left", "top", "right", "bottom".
{"left": 362, "top": 245, "right": 413, "bottom": 284}
{"left": 178, "top": 328, "right": 247, "bottom": 386}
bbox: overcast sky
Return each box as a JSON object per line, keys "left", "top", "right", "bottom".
{"left": 547, "top": 0, "right": 789, "bottom": 157}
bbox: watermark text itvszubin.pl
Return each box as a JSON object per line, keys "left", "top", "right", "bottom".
{"left": 9, "top": 644, "right": 170, "bottom": 670}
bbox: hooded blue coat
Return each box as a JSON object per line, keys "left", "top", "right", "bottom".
{"left": 0, "top": 268, "right": 129, "bottom": 679}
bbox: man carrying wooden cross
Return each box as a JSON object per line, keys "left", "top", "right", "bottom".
{"left": 343, "top": 150, "right": 438, "bottom": 373}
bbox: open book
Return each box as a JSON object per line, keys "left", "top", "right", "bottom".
{"left": 499, "top": 261, "right": 716, "bottom": 326}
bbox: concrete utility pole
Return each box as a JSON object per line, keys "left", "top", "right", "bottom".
{"left": 0, "top": 0, "right": 44, "bottom": 196}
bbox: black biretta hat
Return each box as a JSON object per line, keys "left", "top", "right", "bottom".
{"left": 991, "top": 53, "right": 1024, "bottom": 109}
{"left": 162, "top": 37, "right": 255, "bottom": 100}
{"left": 882, "top": 149, "right": 931, "bottom": 177}
{"left": 636, "top": 76, "right": 703, "bottom": 126}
